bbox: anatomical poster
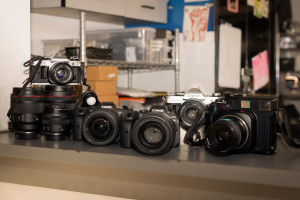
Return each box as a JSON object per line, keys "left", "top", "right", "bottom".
{"left": 183, "top": 5, "right": 210, "bottom": 42}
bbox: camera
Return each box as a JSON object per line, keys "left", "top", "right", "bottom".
{"left": 73, "top": 102, "right": 123, "bottom": 146}
{"left": 122, "top": 105, "right": 180, "bottom": 156}
{"left": 204, "top": 93, "right": 278, "bottom": 155}
{"left": 166, "top": 88, "right": 220, "bottom": 130}
{"left": 30, "top": 57, "right": 82, "bottom": 85}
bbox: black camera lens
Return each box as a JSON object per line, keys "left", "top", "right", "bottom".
{"left": 205, "top": 115, "right": 249, "bottom": 154}
{"left": 131, "top": 112, "right": 175, "bottom": 156}
{"left": 49, "top": 62, "right": 73, "bottom": 85}
{"left": 82, "top": 109, "right": 120, "bottom": 146}
{"left": 42, "top": 104, "right": 71, "bottom": 141}
{"left": 178, "top": 100, "right": 205, "bottom": 130}
{"left": 10, "top": 87, "right": 45, "bottom": 139}
{"left": 43, "top": 85, "right": 78, "bottom": 112}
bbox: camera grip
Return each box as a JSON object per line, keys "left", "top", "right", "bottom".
{"left": 73, "top": 109, "right": 86, "bottom": 141}
{"left": 121, "top": 111, "right": 139, "bottom": 148}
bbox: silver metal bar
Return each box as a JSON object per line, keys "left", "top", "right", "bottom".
{"left": 128, "top": 68, "right": 133, "bottom": 89}
{"left": 80, "top": 11, "right": 87, "bottom": 94}
{"left": 174, "top": 28, "right": 180, "bottom": 93}
{"left": 275, "top": 12, "right": 280, "bottom": 97}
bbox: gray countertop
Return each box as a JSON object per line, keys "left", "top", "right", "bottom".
{"left": 0, "top": 132, "right": 299, "bottom": 188}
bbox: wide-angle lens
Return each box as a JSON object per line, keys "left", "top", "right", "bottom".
{"left": 205, "top": 115, "right": 250, "bottom": 154}
{"left": 82, "top": 109, "right": 120, "bottom": 146}
{"left": 10, "top": 87, "right": 45, "bottom": 139}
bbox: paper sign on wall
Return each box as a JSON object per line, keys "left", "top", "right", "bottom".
{"left": 252, "top": 50, "right": 269, "bottom": 91}
{"left": 183, "top": 5, "right": 210, "bottom": 42}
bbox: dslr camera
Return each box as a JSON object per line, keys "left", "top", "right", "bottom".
{"left": 205, "top": 93, "right": 278, "bottom": 155}
{"left": 166, "top": 88, "right": 220, "bottom": 129}
{"left": 30, "top": 57, "right": 82, "bottom": 85}
{"left": 121, "top": 105, "right": 180, "bottom": 156}
{"left": 73, "top": 102, "right": 123, "bottom": 146}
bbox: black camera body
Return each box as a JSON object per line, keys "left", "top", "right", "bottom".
{"left": 73, "top": 102, "right": 124, "bottom": 146}
{"left": 122, "top": 105, "right": 180, "bottom": 155}
{"left": 205, "top": 94, "right": 278, "bottom": 155}
{"left": 30, "top": 57, "right": 81, "bottom": 85}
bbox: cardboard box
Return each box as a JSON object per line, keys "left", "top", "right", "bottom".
{"left": 98, "top": 95, "right": 119, "bottom": 106}
{"left": 87, "top": 80, "right": 116, "bottom": 96}
{"left": 86, "top": 66, "right": 118, "bottom": 81}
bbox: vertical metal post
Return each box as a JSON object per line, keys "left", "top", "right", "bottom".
{"left": 175, "top": 28, "right": 180, "bottom": 93}
{"left": 275, "top": 13, "right": 280, "bottom": 97}
{"left": 80, "top": 11, "right": 87, "bottom": 94}
{"left": 128, "top": 68, "right": 133, "bottom": 89}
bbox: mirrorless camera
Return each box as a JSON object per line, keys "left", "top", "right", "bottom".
{"left": 205, "top": 93, "right": 278, "bottom": 155}
{"left": 121, "top": 105, "right": 180, "bottom": 156}
{"left": 73, "top": 102, "right": 123, "bottom": 146}
{"left": 166, "top": 88, "right": 220, "bottom": 130}
{"left": 30, "top": 57, "right": 82, "bottom": 85}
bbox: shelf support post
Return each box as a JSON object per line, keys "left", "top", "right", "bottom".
{"left": 175, "top": 28, "right": 180, "bottom": 93}
{"left": 128, "top": 68, "right": 133, "bottom": 89}
{"left": 80, "top": 11, "right": 87, "bottom": 94}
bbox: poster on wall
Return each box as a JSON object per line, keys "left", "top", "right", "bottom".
{"left": 183, "top": 5, "right": 210, "bottom": 42}
{"left": 251, "top": 50, "right": 270, "bottom": 91}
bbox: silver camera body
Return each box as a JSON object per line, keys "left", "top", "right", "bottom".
{"left": 30, "top": 57, "right": 82, "bottom": 85}
{"left": 166, "top": 88, "right": 220, "bottom": 130}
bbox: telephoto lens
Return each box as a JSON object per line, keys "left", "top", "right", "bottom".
{"left": 43, "top": 85, "right": 78, "bottom": 112}
{"left": 42, "top": 104, "right": 71, "bottom": 141}
{"left": 10, "top": 87, "right": 45, "bottom": 139}
{"left": 42, "top": 85, "right": 78, "bottom": 140}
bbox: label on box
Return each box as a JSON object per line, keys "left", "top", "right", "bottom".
{"left": 126, "top": 47, "right": 137, "bottom": 62}
{"left": 107, "top": 73, "right": 116, "bottom": 79}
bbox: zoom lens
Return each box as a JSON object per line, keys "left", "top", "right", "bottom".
{"left": 42, "top": 104, "right": 71, "bottom": 141}
{"left": 205, "top": 115, "right": 250, "bottom": 154}
{"left": 43, "top": 85, "right": 78, "bottom": 112}
{"left": 82, "top": 109, "right": 120, "bottom": 146}
{"left": 49, "top": 63, "right": 73, "bottom": 85}
{"left": 10, "top": 87, "right": 45, "bottom": 139}
{"left": 178, "top": 100, "right": 206, "bottom": 130}
{"left": 131, "top": 112, "right": 175, "bottom": 155}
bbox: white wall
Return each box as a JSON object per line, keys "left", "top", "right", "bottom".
{"left": 0, "top": 0, "right": 31, "bottom": 130}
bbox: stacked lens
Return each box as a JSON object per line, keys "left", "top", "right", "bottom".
{"left": 10, "top": 87, "right": 45, "bottom": 139}
{"left": 42, "top": 85, "right": 78, "bottom": 140}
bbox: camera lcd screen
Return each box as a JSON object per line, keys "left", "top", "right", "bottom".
{"left": 241, "top": 100, "right": 250, "bottom": 109}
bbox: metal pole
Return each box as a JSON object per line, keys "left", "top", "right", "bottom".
{"left": 175, "top": 28, "right": 180, "bottom": 93}
{"left": 80, "top": 11, "right": 87, "bottom": 94}
{"left": 128, "top": 68, "right": 133, "bottom": 89}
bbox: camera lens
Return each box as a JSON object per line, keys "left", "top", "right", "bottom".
{"left": 43, "top": 85, "right": 78, "bottom": 112}
{"left": 49, "top": 62, "right": 73, "bottom": 85}
{"left": 10, "top": 87, "right": 45, "bottom": 139}
{"left": 42, "top": 104, "right": 71, "bottom": 141}
{"left": 131, "top": 112, "right": 175, "bottom": 155}
{"left": 205, "top": 115, "right": 249, "bottom": 154}
{"left": 178, "top": 100, "right": 205, "bottom": 130}
{"left": 82, "top": 109, "right": 120, "bottom": 146}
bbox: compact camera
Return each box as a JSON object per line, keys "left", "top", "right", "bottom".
{"left": 73, "top": 102, "right": 123, "bottom": 146}
{"left": 30, "top": 57, "right": 82, "bottom": 85}
{"left": 166, "top": 88, "right": 220, "bottom": 130}
{"left": 205, "top": 93, "right": 278, "bottom": 155}
{"left": 121, "top": 105, "right": 180, "bottom": 156}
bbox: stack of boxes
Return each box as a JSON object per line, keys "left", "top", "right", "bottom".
{"left": 86, "top": 66, "right": 118, "bottom": 106}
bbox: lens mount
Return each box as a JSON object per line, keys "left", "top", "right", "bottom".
{"left": 131, "top": 112, "right": 175, "bottom": 155}
{"left": 49, "top": 62, "right": 73, "bottom": 85}
{"left": 178, "top": 99, "right": 205, "bottom": 130}
{"left": 82, "top": 109, "right": 120, "bottom": 146}
{"left": 205, "top": 115, "right": 250, "bottom": 154}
